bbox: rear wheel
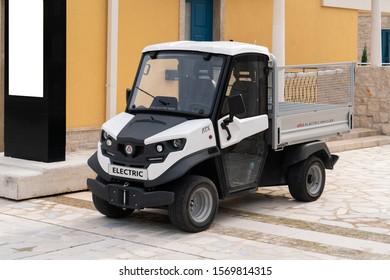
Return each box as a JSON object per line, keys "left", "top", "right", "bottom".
{"left": 168, "top": 175, "right": 219, "bottom": 232}
{"left": 288, "top": 156, "right": 325, "bottom": 202}
{"left": 92, "top": 177, "right": 134, "bottom": 218}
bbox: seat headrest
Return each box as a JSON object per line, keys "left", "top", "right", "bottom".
{"left": 193, "top": 61, "right": 212, "bottom": 79}
{"left": 233, "top": 62, "right": 256, "bottom": 82}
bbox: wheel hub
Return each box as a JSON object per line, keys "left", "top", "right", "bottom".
{"left": 188, "top": 187, "right": 213, "bottom": 223}
{"left": 306, "top": 164, "right": 323, "bottom": 196}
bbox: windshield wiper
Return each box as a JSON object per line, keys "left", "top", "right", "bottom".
{"left": 136, "top": 86, "right": 155, "bottom": 99}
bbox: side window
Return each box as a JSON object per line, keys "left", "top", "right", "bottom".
{"left": 221, "top": 55, "right": 267, "bottom": 118}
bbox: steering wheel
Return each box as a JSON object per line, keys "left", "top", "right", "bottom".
{"left": 189, "top": 103, "right": 211, "bottom": 114}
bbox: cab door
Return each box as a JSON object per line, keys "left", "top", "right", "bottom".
{"left": 217, "top": 55, "right": 269, "bottom": 192}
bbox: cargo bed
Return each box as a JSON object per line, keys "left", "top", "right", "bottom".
{"left": 279, "top": 102, "right": 341, "bottom": 116}
{"left": 269, "top": 62, "right": 355, "bottom": 150}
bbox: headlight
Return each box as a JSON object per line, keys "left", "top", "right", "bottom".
{"left": 101, "top": 130, "right": 113, "bottom": 147}
{"left": 172, "top": 139, "right": 183, "bottom": 149}
{"left": 156, "top": 144, "right": 164, "bottom": 153}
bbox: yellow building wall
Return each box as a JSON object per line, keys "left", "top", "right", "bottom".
{"left": 67, "top": 0, "right": 107, "bottom": 128}
{"left": 117, "top": 0, "right": 179, "bottom": 114}
{"left": 286, "top": 0, "right": 358, "bottom": 64}
{"left": 224, "top": 0, "right": 358, "bottom": 65}
{"left": 224, "top": 0, "right": 274, "bottom": 48}
{"left": 67, "top": 0, "right": 179, "bottom": 128}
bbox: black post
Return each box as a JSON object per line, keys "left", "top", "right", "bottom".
{"left": 4, "top": 0, "right": 66, "bottom": 162}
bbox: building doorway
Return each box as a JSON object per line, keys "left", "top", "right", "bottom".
{"left": 185, "top": 0, "right": 213, "bottom": 41}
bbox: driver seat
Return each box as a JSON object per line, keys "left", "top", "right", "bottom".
{"left": 187, "top": 61, "right": 215, "bottom": 114}
{"left": 230, "top": 62, "right": 258, "bottom": 118}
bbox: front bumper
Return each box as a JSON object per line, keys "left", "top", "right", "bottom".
{"left": 87, "top": 178, "right": 174, "bottom": 209}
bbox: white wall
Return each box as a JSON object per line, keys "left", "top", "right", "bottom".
{"left": 322, "top": 0, "right": 390, "bottom": 13}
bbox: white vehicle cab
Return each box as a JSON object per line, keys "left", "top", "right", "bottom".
{"left": 87, "top": 41, "right": 354, "bottom": 232}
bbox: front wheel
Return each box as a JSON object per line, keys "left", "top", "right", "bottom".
{"left": 288, "top": 156, "right": 326, "bottom": 202}
{"left": 168, "top": 175, "right": 219, "bottom": 232}
{"left": 92, "top": 193, "right": 134, "bottom": 218}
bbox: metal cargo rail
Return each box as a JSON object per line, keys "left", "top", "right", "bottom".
{"left": 268, "top": 59, "right": 355, "bottom": 150}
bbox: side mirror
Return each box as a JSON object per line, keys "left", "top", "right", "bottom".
{"left": 126, "top": 88, "right": 132, "bottom": 104}
{"left": 228, "top": 94, "right": 246, "bottom": 122}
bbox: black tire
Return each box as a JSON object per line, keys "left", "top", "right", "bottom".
{"left": 168, "top": 175, "right": 219, "bottom": 233}
{"left": 92, "top": 193, "right": 134, "bottom": 218}
{"left": 288, "top": 156, "right": 326, "bottom": 202}
{"left": 92, "top": 177, "right": 134, "bottom": 218}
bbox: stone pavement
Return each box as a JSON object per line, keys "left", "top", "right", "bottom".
{"left": 1, "top": 145, "right": 390, "bottom": 260}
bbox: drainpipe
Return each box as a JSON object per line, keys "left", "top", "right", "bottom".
{"left": 106, "top": 0, "right": 119, "bottom": 120}
{"left": 272, "top": 0, "right": 285, "bottom": 101}
{"left": 371, "top": 0, "right": 382, "bottom": 67}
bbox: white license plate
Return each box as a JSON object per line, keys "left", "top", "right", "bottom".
{"left": 108, "top": 165, "right": 147, "bottom": 180}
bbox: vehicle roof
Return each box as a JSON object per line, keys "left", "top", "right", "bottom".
{"left": 143, "top": 41, "right": 270, "bottom": 57}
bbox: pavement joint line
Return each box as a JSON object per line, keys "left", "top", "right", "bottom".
{"left": 40, "top": 195, "right": 390, "bottom": 259}
{"left": 43, "top": 195, "right": 96, "bottom": 211}
{"left": 218, "top": 207, "right": 390, "bottom": 245}
{"left": 208, "top": 224, "right": 389, "bottom": 260}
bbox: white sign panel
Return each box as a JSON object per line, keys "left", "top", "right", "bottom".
{"left": 108, "top": 165, "right": 148, "bottom": 180}
{"left": 322, "top": 0, "right": 390, "bottom": 12}
{"left": 9, "top": 0, "right": 44, "bottom": 98}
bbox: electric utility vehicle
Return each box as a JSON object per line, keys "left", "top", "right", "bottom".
{"left": 87, "top": 41, "right": 354, "bottom": 232}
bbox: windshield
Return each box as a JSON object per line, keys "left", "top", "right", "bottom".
{"left": 128, "top": 52, "right": 224, "bottom": 116}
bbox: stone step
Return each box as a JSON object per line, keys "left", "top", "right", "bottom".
{"left": 324, "top": 127, "right": 381, "bottom": 142}
{"left": 0, "top": 150, "right": 95, "bottom": 200}
{"left": 327, "top": 135, "right": 390, "bottom": 153}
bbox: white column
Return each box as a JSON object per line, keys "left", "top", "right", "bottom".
{"left": 272, "top": 0, "right": 285, "bottom": 101}
{"left": 106, "top": 0, "right": 119, "bottom": 120}
{"left": 371, "top": 0, "right": 382, "bottom": 67}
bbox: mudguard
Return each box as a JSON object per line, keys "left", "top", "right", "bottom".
{"left": 145, "top": 147, "right": 220, "bottom": 187}
{"left": 283, "top": 141, "right": 338, "bottom": 170}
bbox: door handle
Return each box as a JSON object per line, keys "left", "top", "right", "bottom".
{"left": 221, "top": 118, "right": 232, "bottom": 141}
